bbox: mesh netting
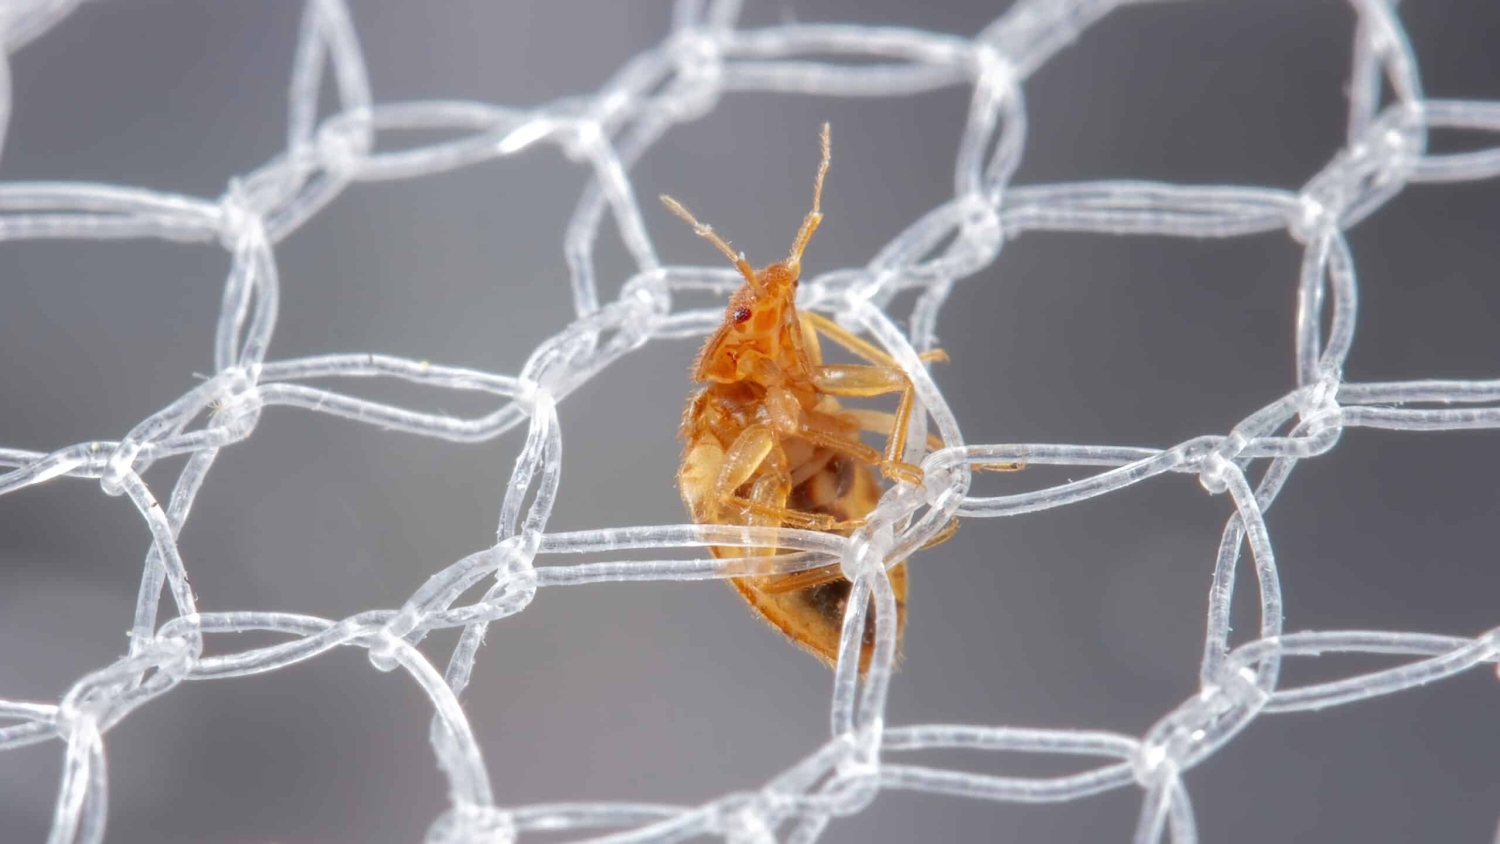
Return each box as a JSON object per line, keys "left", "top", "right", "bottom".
{"left": 2, "top": 0, "right": 1499, "bottom": 841}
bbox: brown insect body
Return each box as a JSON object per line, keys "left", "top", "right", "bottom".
{"left": 665, "top": 125, "right": 932, "bottom": 671}
{"left": 678, "top": 296, "right": 904, "bottom": 671}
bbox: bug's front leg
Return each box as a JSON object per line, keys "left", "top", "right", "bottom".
{"left": 806, "top": 365, "right": 925, "bottom": 484}
{"left": 799, "top": 310, "right": 948, "bottom": 369}
{"left": 838, "top": 408, "right": 945, "bottom": 452}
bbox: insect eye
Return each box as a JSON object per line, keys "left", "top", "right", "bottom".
{"left": 732, "top": 306, "right": 752, "bottom": 324}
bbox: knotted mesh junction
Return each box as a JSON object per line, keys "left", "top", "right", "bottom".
{"left": 1, "top": 0, "right": 1498, "bottom": 842}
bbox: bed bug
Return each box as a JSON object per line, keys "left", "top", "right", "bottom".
{"left": 662, "top": 124, "right": 953, "bottom": 672}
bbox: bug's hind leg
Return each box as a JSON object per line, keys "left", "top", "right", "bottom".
{"left": 736, "top": 499, "right": 863, "bottom": 533}
{"left": 918, "top": 517, "right": 961, "bottom": 550}
{"left": 840, "top": 408, "right": 1027, "bottom": 473}
{"left": 759, "top": 563, "right": 845, "bottom": 594}
{"left": 760, "top": 503, "right": 963, "bottom": 597}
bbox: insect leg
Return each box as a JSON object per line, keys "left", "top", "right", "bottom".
{"left": 758, "top": 563, "right": 846, "bottom": 594}
{"left": 919, "top": 518, "right": 960, "bottom": 549}
{"left": 786, "top": 412, "right": 923, "bottom": 485}
{"left": 834, "top": 407, "right": 1026, "bottom": 473}
{"left": 714, "top": 425, "right": 856, "bottom": 534}
{"left": 800, "top": 316, "right": 824, "bottom": 366}
{"left": 976, "top": 458, "right": 1028, "bottom": 472}
{"left": 762, "top": 532, "right": 933, "bottom": 595}
{"left": 737, "top": 500, "right": 857, "bottom": 532}
{"left": 714, "top": 425, "right": 779, "bottom": 503}
{"left": 800, "top": 311, "right": 948, "bottom": 369}
{"left": 783, "top": 418, "right": 884, "bottom": 466}
{"left": 839, "top": 408, "right": 946, "bottom": 451}
{"left": 810, "top": 364, "right": 925, "bottom": 483}
{"left": 679, "top": 437, "right": 725, "bottom": 523}
{"left": 743, "top": 471, "right": 790, "bottom": 558}
{"left": 762, "top": 507, "right": 961, "bottom": 596}
{"left": 800, "top": 311, "right": 897, "bottom": 367}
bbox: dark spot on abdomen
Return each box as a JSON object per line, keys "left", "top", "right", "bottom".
{"left": 804, "top": 579, "right": 878, "bottom": 649}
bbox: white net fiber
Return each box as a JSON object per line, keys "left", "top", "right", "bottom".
{"left": 1, "top": 0, "right": 1498, "bottom": 842}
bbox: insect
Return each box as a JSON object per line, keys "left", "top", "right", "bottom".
{"left": 664, "top": 124, "right": 953, "bottom": 672}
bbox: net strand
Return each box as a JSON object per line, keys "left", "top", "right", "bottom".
{"left": 1, "top": 0, "right": 1498, "bottom": 842}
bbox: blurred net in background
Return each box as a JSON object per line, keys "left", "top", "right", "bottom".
{"left": 1, "top": 0, "right": 1498, "bottom": 842}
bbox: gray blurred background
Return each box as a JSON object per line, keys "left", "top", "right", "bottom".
{"left": 2, "top": 0, "right": 1498, "bottom": 841}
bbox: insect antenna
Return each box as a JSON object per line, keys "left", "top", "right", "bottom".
{"left": 787, "top": 122, "right": 831, "bottom": 271}
{"left": 659, "top": 194, "right": 759, "bottom": 287}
